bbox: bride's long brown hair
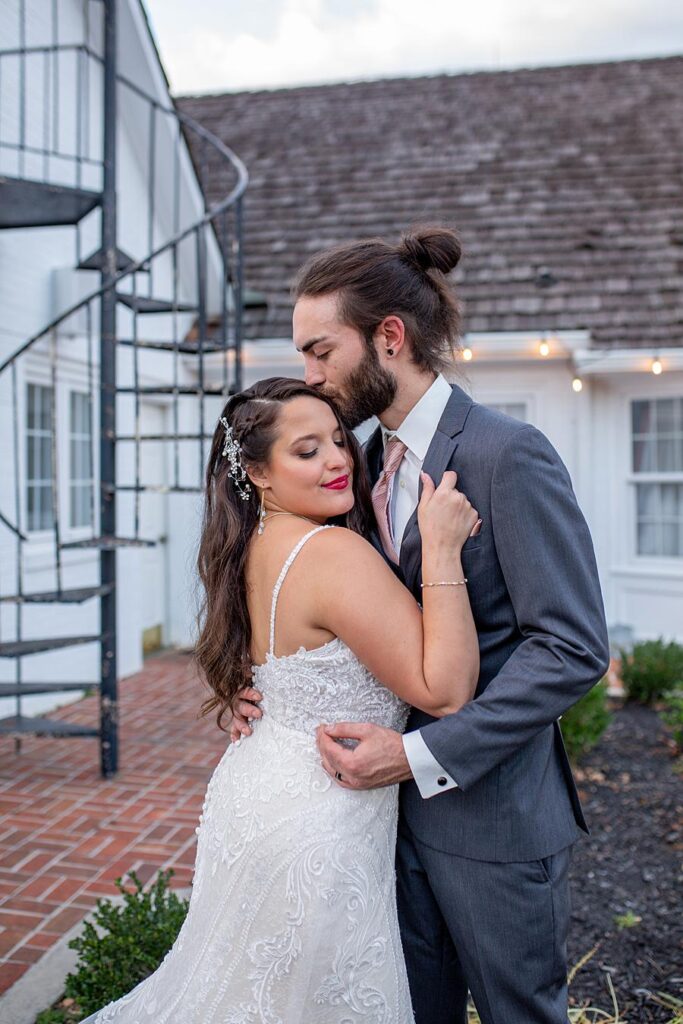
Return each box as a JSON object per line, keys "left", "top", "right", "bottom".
{"left": 195, "top": 377, "right": 374, "bottom": 730}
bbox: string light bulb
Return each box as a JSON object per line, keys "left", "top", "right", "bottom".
{"left": 651, "top": 357, "right": 663, "bottom": 376}
{"left": 572, "top": 377, "right": 583, "bottom": 393}
{"left": 539, "top": 339, "right": 550, "bottom": 357}
{"left": 462, "top": 346, "right": 473, "bottom": 362}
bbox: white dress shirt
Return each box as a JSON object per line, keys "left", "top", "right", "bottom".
{"left": 380, "top": 374, "right": 460, "bottom": 799}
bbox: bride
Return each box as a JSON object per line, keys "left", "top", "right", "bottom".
{"left": 82, "top": 376, "right": 479, "bottom": 1023}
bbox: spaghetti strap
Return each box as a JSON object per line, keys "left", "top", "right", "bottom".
{"left": 269, "top": 525, "right": 335, "bottom": 656}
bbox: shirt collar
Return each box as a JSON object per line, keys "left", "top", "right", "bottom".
{"left": 381, "top": 374, "right": 453, "bottom": 461}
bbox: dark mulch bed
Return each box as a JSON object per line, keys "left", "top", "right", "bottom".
{"left": 568, "top": 702, "right": 682, "bottom": 1022}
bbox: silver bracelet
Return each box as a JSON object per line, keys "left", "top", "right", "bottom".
{"left": 420, "top": 579, "right": 468, "bottom": 588}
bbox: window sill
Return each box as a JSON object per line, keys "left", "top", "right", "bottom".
{"left": 611, "top": 562, "right": 683, "bottom": 579}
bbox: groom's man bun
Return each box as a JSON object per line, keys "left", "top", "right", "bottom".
{"left": 398, "top": 227, "right": 462, "bottom": 277}
{"left": 294, "top": 225, "right": 463, "bottom": 375}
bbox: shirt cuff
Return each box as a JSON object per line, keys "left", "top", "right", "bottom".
{"left": 402, "top": 729, "right": 459, "bottom": 799}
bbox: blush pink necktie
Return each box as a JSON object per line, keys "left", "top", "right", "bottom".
{"left": 371, "top": 436, "right": 408, "bottom": 564}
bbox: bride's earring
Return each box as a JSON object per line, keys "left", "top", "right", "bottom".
{"left": 257, "top": 488, "right": 267, "bottom": 535}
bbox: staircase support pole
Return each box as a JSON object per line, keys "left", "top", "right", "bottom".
{"left": 100, "top": 0, "right": 118, "bottom": 777}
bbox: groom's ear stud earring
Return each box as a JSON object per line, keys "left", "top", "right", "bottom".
{"left": 387, "top": 348, "right": 394, "bottom": 356}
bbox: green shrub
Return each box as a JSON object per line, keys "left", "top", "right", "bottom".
{"left": 619, "top": 638, "right": 683, "bottom": 705}
{"left": 560, "top": 681, "right": 611, "bottom": 762}
{"left": 64, "top": 870, "right": 188, "bottom": 1017}
{"left": 662, "top": 691, "right": 683, "bottom": 750}
{"left": 35, "top": 1011, "right": 69, "bottom": 1024}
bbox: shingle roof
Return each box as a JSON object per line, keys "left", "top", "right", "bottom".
{"left": 178, "top": 56, "right": 683, "bottom": 349}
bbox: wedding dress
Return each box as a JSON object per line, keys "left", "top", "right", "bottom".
{"left": 83, "top": 526, "right": 414, "bottom": 1023}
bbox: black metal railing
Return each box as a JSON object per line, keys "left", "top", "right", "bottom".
{"left": 0, "top": 0, "right": 248, "bottom": 774}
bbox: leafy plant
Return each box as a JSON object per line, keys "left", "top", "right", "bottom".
{"left": 560, "top": 682, "right": 611, "bottom": 762}
{"left": 614, "top": 910, "right": 641, "bottom": 929}
{"left": 35, "top": 1011, "right": 70, "bottom": 1024}
{"left": 64, "top": 870, "right": 188, "bottom": 1017}
{"left": 661, "top": 691, "right": 683, "bottom": 750}
{"left": 619, "top": 638, "right": 683, "bottom": 705}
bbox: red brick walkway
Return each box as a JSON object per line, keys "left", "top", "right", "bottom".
{"left": 0, "top": 651, "right": 227, "bottom": 995}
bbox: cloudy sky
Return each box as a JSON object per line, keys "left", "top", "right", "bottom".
{"left": 144, "top": 0, "right": 683, "bottom": 96}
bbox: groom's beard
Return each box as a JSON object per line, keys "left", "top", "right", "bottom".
{"left": 324, "top": 345, "right": 397, "bottom": 429}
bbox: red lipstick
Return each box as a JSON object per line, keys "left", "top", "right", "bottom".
{"left": 322, "top": 474, "right": 349, "bottom": 491}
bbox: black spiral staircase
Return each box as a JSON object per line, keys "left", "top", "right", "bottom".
{"left": 0, "top": 0, "right": 249, "bottom": 775}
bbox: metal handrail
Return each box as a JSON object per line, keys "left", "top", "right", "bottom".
{"left": 0, "top": 100, "right": 248, "bottom": 377}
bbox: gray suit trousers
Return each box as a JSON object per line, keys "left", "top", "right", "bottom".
{"left": 396, "top": 822, "right": 572, "bottom": 1024}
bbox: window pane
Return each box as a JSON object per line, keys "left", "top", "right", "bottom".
{"left": 662, "top": 523, "right": 680, "bottom": 557}
{"left": 40, "top": 485, "right": 53, "bottom": 530}
{"left": 657, "top": 438, "right": 677, "bottom": 472}
{"left": 656, "top": 399, "right": 676, "bottom": 433}
{"left": 637, "top": 484, "right": 658, "bottom": 518}
{"left": 69, "top": 392, "right": 93, "bottom": 528}
{"left": 26, "top": 384, "right": 54, "bottom": 531}
{"left": 40, "top": 436, "right": 52, "bottom": 479}
{"left": 40, "top": 390, "right": 51, "bottom": 431}
{"left": 637, "top": 521, "right": 659, "bottom": 556}
{"left": 636, "top": 483, "right": 683, "bottom": 558}
{"left": 633, "top": 439, "right": 656, "bottom": 472}
{"left": 632, "top": 400, "right": 652, "bottom": 434}
{"left": 660, "top": 484, "right": 681, "bottom": 518}
{"left": 83, "top": 440, "right": 92, "bottom": 476}
{"left": 632, "top": 396, "right": 683, "bottom": 474}
{"left": 71, "top": 484, "right": 90, "bottom": 528}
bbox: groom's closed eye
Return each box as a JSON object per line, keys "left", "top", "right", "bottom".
{"left": 298, "top": 335, "right": 328, "bottom": 354}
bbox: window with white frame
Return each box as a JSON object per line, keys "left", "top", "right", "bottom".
{"left": 485, "top": 401, "right": 528, "bottom": 422}
{"left": 632, "top": 397, "right": 683, "bottom": 557}
{"left": 26, "top": 383, "right": 54, "bottom": 531}
{"left": 69, "top": 391, "right": 94, "bottom": 528}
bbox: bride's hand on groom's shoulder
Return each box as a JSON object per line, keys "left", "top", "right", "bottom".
{"left": 316, "top": 722, "right": 413, "bottom": 790}
{"left": 418, "top": 471, "right": 481, "bottom": 552}
{"left": 229, "top": 685, "right": 263, "bottom": 743}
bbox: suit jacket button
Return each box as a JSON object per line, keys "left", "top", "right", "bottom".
{"left": 437, "top": 776, "right": 448, "bottom": 786}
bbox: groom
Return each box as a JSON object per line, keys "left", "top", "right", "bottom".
{"left": 234, "top": 228, "right": 609, "bottom": 1024}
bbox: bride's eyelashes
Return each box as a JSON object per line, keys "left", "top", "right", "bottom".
{"left": 297, "top": 439, "right": 346, "bottom": 459}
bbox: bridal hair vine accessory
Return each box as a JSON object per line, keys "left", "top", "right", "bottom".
{"left": 219, "top": 416, "right": 252, "bottom": 500}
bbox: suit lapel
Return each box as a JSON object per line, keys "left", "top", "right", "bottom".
{"left": 399, "top": 385, "right": 474, "bottom": 591}
{"left": 364, "top": 424, "right": 384, "bottom": 488}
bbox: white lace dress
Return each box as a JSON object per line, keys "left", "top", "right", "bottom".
{"left": 83, "top": 526, "right": 414, "bottom": 1023}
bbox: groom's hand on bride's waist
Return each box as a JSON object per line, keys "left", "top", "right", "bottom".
{"left": 229, "top": 686, "right": 264, "bottom": 744}
{"left": 316, "top": 723, "right": 413, "bottom": 789}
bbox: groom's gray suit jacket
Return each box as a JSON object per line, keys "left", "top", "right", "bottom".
{"left": 365, "top": 383, "right": 610, "bottom": 863}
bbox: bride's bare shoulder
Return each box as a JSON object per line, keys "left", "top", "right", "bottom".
{"left": 312, "top": 525, "right": 385, "bottom": 567}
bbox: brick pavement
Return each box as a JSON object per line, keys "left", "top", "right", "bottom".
{"left": 0, "top": 651, "right": 227, "bottom": 995}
